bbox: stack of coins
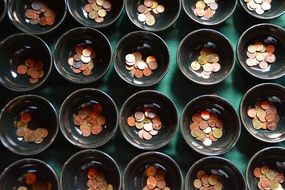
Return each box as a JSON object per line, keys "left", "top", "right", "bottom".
{"left": 193, "top": 170, "right": 223, "bottom": 190}
{"left": 246, "top": 42, "right": 276, "bottom": 70}
{"left": 83, "top": 0, "right": 112, "bottom": 23}
{"left": 68, "top": 45, "right": 95, "bottom": 76}
{"left": 143, "top": 165, "right": 171, "bottom": 190}
{"left": 16, "top": 58, "right": 45, "bottom": 84}
{"left": 24, "top": 0, "right": 56, "bottom": 26}
{"left": 190, "top": 110, "right": 224, "bottom": 146}
{"left": 73, "top": 104, "right": 106, "bottom": 137}
{"left": 190, "top": 48, "right": 221, "bottom": 79}
{"left": 244, "top": 0, "right": 272, "bottom": 15}
{"left": 137, "top": 0, "right": 165, "bottom": 26}
{"left": 86, "top": 168, "right": 113, "bottom": 190}
{"left": 127, "top": 108, "right": 162, "bottom": 140}
{"left": 125, "top": 52, "right": 158, "bottom": 79}
{"left": 253, "top": 165, "right": 284, "bottom": 190}
{"left": 15, "top": 111, "right": 49, "bottom": 144}
{"left": 17, "top": 172, "right": 52, "bottom": 190}
{"left": 247, "top": 100, "right": 279, "bottom": 131}
{"left": 193, "top": 0, "right": 218, "bottom": 19}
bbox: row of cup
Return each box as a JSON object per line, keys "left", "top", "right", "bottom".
{"left": 1, "top": 147, "right": 284, "bottom": 190}
{"left": 1, "top": 0, "right": 285, "bottom": 34}
{"left": 1, "top": 83, "right": 284, "bottom": 156}
{"left": 1, "top": 24, "right": 285, "bottom": 92}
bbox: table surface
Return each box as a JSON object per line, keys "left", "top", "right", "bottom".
{"left": 0, "top": 2, "right": 285, "bottom": 187}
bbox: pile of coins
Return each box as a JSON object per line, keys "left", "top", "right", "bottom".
{"left": 137, "top": 0, "right": 165, "bottom": 26}
{"left": 24, "top": 0, "right": 56, "bottom": 26}
{"left": 73, "top": 104, "right": 106, "bottom": 137}
{"left": 246, "top": 42, "right": 276, "bottom": 70}
{"left": 83, "top": 0, "right": 112, "bottom": 23}
{"left": 193, "top": 0, "right": 218, "bottom": 20}
{"left": 253, "top": 165, "right": 284, "bottom": 190}
{"left": 244, "top": 0, "right": 272, "bottom": 15}
{"left": 193, "top": 170, "right": 223, "bottom": 190}
{"left": 190, "top": 110, "right": 224, "bottom": 146}
{"left": 17, "top": 172, "right": 52, "bottom": 190}
{"left": 127, "top": 108, "right": 162, "bottom": 140}
{"left": 125, "top": 52, "right": 158, "bottom": 79}
{"left": 68, "top": 45, "right": 95, "bottom": 76}
{"left": 190, "top": 48, "right": 221, "bottom": 79}
{"left": 15, "top": 111, "right": 49, "bottom": 144}
{"left": 247, "top": 100, "right": 279, "bottom": 131}
{"left": 86, "top": 168, "right": 113, "bottom": 190}
{"left": 143, "top": 165, "right": 171, "bottom": 190}
{"left": 16, "top": 58, "right": 45, "bottom": 84}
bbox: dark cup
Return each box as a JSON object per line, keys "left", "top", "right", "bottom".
{"left": 237, "top": 23, "right": 285, "bottom": 80}
{"left": 177, "top": 29, "right": 234, "bottom": 85}
{"left": 123, "top": 151, "right": 183, "bottom": 190}
{"left": 120, "top": 90, "right": 178, "bottom": 150}
{"left": 53, "top": 27, "right": 112, "bottom": 84}
{"left": 185, "top": 156, "right": 246, "bottom": 190}
{"left": 182, "top": 0, "right": 237, "bottom": 25}
{"left": 180, "top": 95, "right": 241, "bottom": 156}
{"left": 66, "top": 0, "right": 124, "bottom": 28}
{"left": 0, "top": 33, "right": 52, "bottom": 92}
{"left": 61, "top": 149, "right": 121, "bottom": 190}
{"left": 114, "top": 31, "right": 170, "bottom": 87}
{"left": 59, "top": 88, "right": 118, "bottom": 148}
{"left": 239, "top": 0, "right": 285, "bottom": 20}
{"left": 0, "top": 0, "right": 7, "bottom": 22}
{"left": 240, "top": 83, "right": 285, "bottom": 143}
{"left": 246, "top": 147, "right": 285, "bottom": 190}
{"left": 0, "top": 95, "right": 58, "bottom": 155}
{"left": 0, "top": 158, "right": 59, "bottom": 190}
{"left": 125, "top": 0, "right": 181, "bottom": 31}
{"left": 8, "top": 0, "right": 66, "bottom": 34}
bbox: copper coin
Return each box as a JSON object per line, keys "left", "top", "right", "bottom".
{"left": 17, "top": 65, "right": 28, "bottom": 75}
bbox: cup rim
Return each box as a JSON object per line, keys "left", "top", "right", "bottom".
{"left": 7, "top": 0, "right": 67, "bottom": 35}
{"left": 180, "top": 94, "right": 241, "bottom": 156}
{"left": 60, "top": 149, "right": 121, "bottom": 189}
{"left": 237, "top": 23, "right": 285, "bottom": 80}
{"left": 0, "top": 0, "right": 7, "bottom": 22}
{"left": 182, "top": 0, "right": 238, "bottom": 26}
{"left": 124, "top": 0, "right": 182, "bottom": 32}
{"left": 123, "top": 151, "right": 184, "bottom": 190}
{"left": 53, "top": 27, "right": 113, "bottom": 84}
{"left": 66, "top": 0, "right": 125, "bottom": 28}
{"left": 177, "top": 28, "right": 235, "bottom": 85}
{"left": 114, "top": 30, "right": 170, "bottom": 87}
{"left": 59, "top": 88, "right": 119, "bottom": 148}
{"left": 119, "top": 90, "right": 178, "bottom": 150}
{"left": 239, "top": 82, "right": 285, "bottom": 143}
{"left": 0, "top": 33, "right": 53, "bottom": 92}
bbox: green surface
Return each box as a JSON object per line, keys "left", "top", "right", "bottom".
{"left": 0, "top": 3, "right": 285, "bottom": 187}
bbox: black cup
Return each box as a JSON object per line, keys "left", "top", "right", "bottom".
{"left": 185, "top": 156, "right": 246, "bottom": 190}
{"left": 8, "top": 0, "right": 66, "bottom": 34}
{"left": 237, "top": 23, "right": 285, "bottom": 80}
{"left": 0, "top": 95, "right": 58, "bottom": 155}
{"left": 240, "top": 83, "right": 285, "bottom": 143}
{"left": 180, "top": 95, "right": 241, "bottom": 156}
{"left": 125, "top": 0, "right": 181, "bottom": 31}
{"left": 114, "top": 31, "right": 170, "bottom": 87}
{"left": 61, "top": 149, "right": 121, "bottom": 190}
{"left": 120, "top": 90, "right": 178, "bottom": 150}
{"left": 0, "top": 0, "right": 7, "bottom": 22}
{"left": 182, "top": 0, "right": 237, "bottom": 25}
{"left": 0, "top": 33, "right": 52, "bottom": 92}
{"left": 123, "top": 151, "right": 183, "bottom": 190}
{"left": 59, "top": 88, "right": 118, "bottom": 148}
{"left": 66, "top": 0, "right": 124, "bottom": 28}
{"left": 246, "top": 147, "right": 285, "bottom": 190}
{"left": 0, "top": 158, "right": 59, "bottom": 190}
{"left": 177, "top": 29, "right": 234, "bottom": 85}
{"left": 53, "top": 27, "right": 112, "bottom": 84}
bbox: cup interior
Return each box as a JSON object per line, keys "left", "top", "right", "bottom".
{"left": 0, "top": 0, "right": 7, "bottom": 22}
